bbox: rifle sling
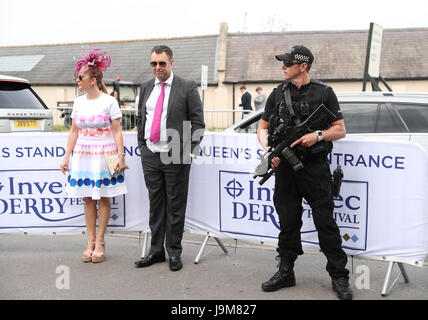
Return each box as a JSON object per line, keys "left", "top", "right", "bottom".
{"left": 283, "top": 86, "right": 301, "bottom": 125}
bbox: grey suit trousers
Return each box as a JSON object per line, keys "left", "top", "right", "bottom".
{"left": 141, "top": 145, "right": 191, "bottom": 257}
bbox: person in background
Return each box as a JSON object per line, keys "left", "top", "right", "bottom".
{"left": 60, "top": 49, "right": 128, "bottom": 263}
{"left": 254, "top": 86, "right": 267, "bottom": 111}
{"left": 239, "top": 85, "right": 252, "bottom": 119}
{"left": 110, "top": 90, "right": 118, "bottom": 100}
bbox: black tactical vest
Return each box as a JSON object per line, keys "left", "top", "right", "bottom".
{"left": 269, "top": 79, "right": 333, "bottom": 156}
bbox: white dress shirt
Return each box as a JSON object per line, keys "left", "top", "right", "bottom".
{"left": 145, "top": 72, "right": 174, "bottom": 153}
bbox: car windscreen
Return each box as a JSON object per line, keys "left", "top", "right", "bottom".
{"left": 119, "top": 86, "right": 136, "bottom": 103}
{"left": 340, "top": 103, "right": 407, "bottom": 134}
{"left": 393, "top": 104, "right": 428, "bottom": 133}
{"left": 237, "top": 115, "right": 261, "bottom": 133}
{"left": 0, "top": 81, "right": 46, "bottom": 110}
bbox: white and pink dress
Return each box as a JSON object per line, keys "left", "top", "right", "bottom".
{"left": 65, "top": 93, "right": 128, "bottom": 200}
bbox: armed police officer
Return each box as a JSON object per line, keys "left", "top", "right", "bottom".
{"left": 256, "top": 45, "right": 352, "bottom": 300}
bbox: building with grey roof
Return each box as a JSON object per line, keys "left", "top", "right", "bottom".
{"left": 0, "top": 35, "right": 219, "bottom": 85}
{"left": 1, "top": 23, "right": 427, "bottom": 128}
{"left": 224, "top": 28, "right": 428, "bottom": 83}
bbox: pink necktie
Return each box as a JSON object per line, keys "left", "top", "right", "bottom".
{"left": 150, "top": 82, "right": 165, "bottom": 144}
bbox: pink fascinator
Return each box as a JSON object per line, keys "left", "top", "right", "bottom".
{"left": 74, "top": 48, "right": 111, "bottom": 78}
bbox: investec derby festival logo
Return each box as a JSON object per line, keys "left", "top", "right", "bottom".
{"left": 300, "top": 180, "right": 368, "bottom": 251}
{"left": 0, "top": 169, "right": 125, "bottom": 229}
{"left": 224, "top": 179, "right": 244, "bottom": 199}
{"left": 219, "top": 170, "right": 280, "bottom": 239}
{"left": 219, "top": 170, "right": 368, "bottom": 251}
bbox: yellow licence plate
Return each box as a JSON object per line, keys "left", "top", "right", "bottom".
{"left": 14, "top": 119, "right": 39, "bottom": 128}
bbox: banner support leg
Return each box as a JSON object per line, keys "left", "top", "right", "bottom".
{"left": 141, "top": 231, "right": 150, "bottom": 259}
{"left": 381, "top": 262, "right": 409, "bottom": 297}
{"left": 214, "top": 237, "right": 229, "bottom": 254}
{"left": 194, "top": 235, "right": 210, "bottom": 264}
{"left": 194, "top": 234, "right": 228, "bottom": 264}
{"left": 397, "top": 262, "right": 410, "bottom": 283}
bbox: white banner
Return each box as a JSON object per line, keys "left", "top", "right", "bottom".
{"left": 1, "top": 132, "right": 428, "bottom": 266}
{"left": 189, "top": 133, "right": 428, "bottom": 266}
{"left": 0, "top": 132, "right": 148, "bottom": 232}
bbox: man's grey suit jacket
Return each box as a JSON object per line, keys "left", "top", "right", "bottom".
{"left": 136, "top": 75, "right": 205, "bottom": 163}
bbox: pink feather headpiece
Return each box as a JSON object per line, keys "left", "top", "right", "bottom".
{"left": 74, "top": 48, "right": 111, "bottom": 79}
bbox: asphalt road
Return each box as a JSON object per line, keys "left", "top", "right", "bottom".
{"left": 0, "top": 232, "right": 427, "bottom": 301}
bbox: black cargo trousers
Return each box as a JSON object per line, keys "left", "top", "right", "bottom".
{"left": 273, "top": 154, "right": 349, "bottom": 279}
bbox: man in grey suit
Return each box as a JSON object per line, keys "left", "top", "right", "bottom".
{"left": 134, "top": 45, "right": 205, "bottom": 271}
{"left": 254, "top": 87, "right": 267, "bottom": 111}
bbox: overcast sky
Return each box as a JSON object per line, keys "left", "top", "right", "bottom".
{"left": 1, "top": 0, "right": 427, "bottom": 47}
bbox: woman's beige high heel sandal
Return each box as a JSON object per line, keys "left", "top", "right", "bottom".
{"left": 82, "top": 242, "right": 95, "bottom": 263}
{"left": 91, "top": 241, "right": 106, "bottom": 263}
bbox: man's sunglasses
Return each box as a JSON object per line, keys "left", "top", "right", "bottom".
{"left": 283, "top": 61, "right": 304, "bottom": 68}
{"left": 150, "top": 61, "right": 167, "bottom": 67}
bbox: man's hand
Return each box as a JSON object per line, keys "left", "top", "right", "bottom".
{"left": 271, "top": 156, "right": 281, "bottom": 170}
{"left": 290, "top": 119, "right": 346, "bottom": 148}
{"left": 275, "top": 131, "right": 318, "bottom": 169}
{"left": 290, "top": 132, "right": 318, "bottom": 148}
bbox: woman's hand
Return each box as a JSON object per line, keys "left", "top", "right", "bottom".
{"left": 114, "top": 155, "right": 127, "bottom": 173}
{"left": 60, "top": 158, "right": 69, "bottom": 175}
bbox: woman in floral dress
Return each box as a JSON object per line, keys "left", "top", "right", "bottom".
{"left": 60, "top": 49, "right": 128, "bottom": 263}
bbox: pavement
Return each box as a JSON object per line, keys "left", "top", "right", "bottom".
{"left": 0, "top": 231, "right": 427, "bottom": 301}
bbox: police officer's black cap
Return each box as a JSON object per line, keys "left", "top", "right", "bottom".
{"left": 275, "top": 45, "right": 314, "bottom": 64}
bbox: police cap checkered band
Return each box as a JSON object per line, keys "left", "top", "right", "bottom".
{"left": 275, "top": 45, "right": 314, "bottom": 64}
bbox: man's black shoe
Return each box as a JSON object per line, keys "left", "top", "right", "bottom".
{"left": 261, "top": 269, "right": 296, "bottom": 292}
{"left": 332, "top": 277, "right": 353, "bottom": 300}
{"left": 169, "top": 256, "right": 183, "bottom": 271}
{"left": 262, "top": 255, "right": 296, "bottom": 292}
{"left": 134, "top": 253, "right": 166, "bottom": 268}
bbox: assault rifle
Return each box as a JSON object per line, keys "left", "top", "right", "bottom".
{"left": 254, "top": 104, "right": 337, "bottom": 185}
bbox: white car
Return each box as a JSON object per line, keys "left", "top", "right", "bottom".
{"left": 0, "top": 75, "right": 53, "bottom": 133}
{"left": 225, "top": 92, "right": 428, "bottom": 151}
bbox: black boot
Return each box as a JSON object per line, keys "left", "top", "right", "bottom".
{"left": 261, "top": 255, "right": 296, "bottom": 292}
{"left": 332, "top": 277, "right": 353, "bottom": 300}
